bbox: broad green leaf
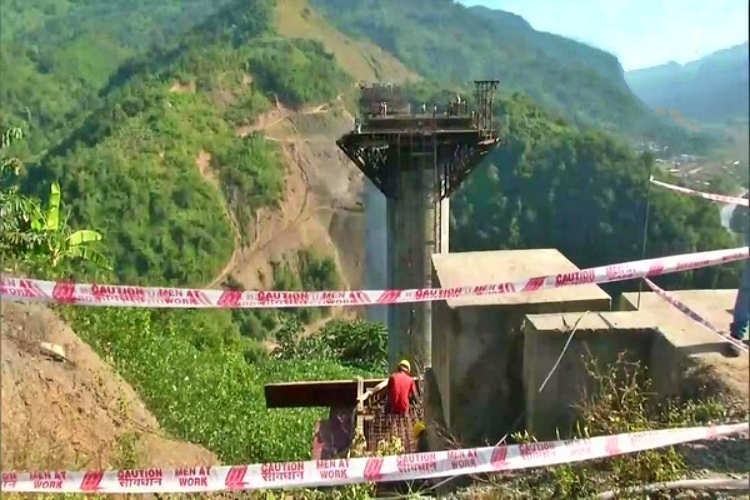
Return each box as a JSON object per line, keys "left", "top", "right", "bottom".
{"left": 30, "top": 206, "right": 44, "bottom": 231}
{"left": 46, "top": 182, "right": 62, "bottom": 231}
{"left": 66, "top": 245, "right": 112, "bottom": 270}
{"left": 67, "top": 229, "right": 103, "bottom": 246}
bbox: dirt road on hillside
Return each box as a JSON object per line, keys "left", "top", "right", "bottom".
{"left": 195, "top": 151, "right": 243, "bottom": 289}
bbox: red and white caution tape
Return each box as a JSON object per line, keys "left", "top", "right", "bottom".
{"left": 1, "top": 247, "right": 747, "bottom": 309}
{"left": 650, "top": 177, "right": 749, "bottom": 206}
{"left": 643, "top": 278, "right": 748, "bottom": 353}
{"left": 1, "top": 423, "right": 745, "bottom": 494}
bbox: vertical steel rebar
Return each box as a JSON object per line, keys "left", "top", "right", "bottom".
{"left": 637, "top": 158, "right": 656, "bottom": 310}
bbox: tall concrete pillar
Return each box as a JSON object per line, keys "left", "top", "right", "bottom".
{"left": 386, "top": 166, "right": 437, "bottom": 369}
{"left": 366, "top": 171, "right": 448, "bottom": 368}
{"left": 337, "top": 81, "right": 500, "bottom": 442}
{"left": 364, "top": 178, "right": 389, "bottom": 326}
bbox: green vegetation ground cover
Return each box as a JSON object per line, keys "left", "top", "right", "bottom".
{"left": 59, "top": 305, "right": 382, "bottom": 464}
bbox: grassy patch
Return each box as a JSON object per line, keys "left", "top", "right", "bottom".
{"left": 60, "top": 305, "right": 381, "bottom": 465}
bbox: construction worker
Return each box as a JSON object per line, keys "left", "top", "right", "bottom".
{"left": 409, "top": 421, "right": 432, "bottom": 493}
{"left": 385, "top": 359, "right": 417, "bottom": 414}
{"left": 728, "top": 229, "right": 749, "bottom": 356}
{"left": 413, "top": 421, "right": 429, "bottom": 452}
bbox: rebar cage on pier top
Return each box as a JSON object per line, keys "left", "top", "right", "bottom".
{"left": 338, "top": 80, "right": 501, "bottom": 199}
{"left": 356, "top": 80, "right": 498, "bottom": 134}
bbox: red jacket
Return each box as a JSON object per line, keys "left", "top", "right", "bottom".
{"left": 387, "top": 371, "right": 416, "bottom": 414}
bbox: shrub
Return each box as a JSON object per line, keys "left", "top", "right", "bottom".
{"left": 272, "top": 249, "right": 340, "bottom": 324}
{"left": 274, "top": 316, "right": 387, "bottom": 373}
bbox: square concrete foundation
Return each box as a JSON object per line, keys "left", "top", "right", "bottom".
{"left": 618, "top": 290, "right": 748, "bottom": 402}
{"left": 431, "top": 249, "right": 611, "bottom": 446}
{"left": 524, "top": 289, "right": 748, "bottom": 440}
{"left": 523, "top": 311, "right": 655, "bottom": 439}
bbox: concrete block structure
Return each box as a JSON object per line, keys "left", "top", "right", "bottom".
{"left": 618, "top": 290, "right": 748, "bottom": 401}
{"left": 431, "top": 249, "right": 611, "bottom": 446}
{"left": 523, "top": 311, "right": 656, "bottom": 439}
{"left": 521, "top": 289, "right": 748, "bottom": 440}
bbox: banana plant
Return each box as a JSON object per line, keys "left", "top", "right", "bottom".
{"left": 0, "top": 127, "right": 44, "bottom": 260}
{"left": 31, "top": 182, "right": 111, "bottom": 270}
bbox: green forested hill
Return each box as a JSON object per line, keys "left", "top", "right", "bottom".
{"left": 626, "top": 42, "right": 749, "bottom": 124}
{"left": 13, "top": 0, "right": 351, "bottom": 285}
{"left": 450, "top": 93, "right": 740, "bottom": 294}
{"left": 0, "top": 0, "right": 234, "bottom": 153}
{"left": 466, "top": 5, "right": 630, "bottom": 93}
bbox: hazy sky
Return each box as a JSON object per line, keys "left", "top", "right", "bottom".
{"left": 457, "top": 0, "right": 749, "bottom": 71}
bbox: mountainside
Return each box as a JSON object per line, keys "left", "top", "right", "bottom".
{"left": 8, "top": 0, "right": 392, "bottom": 291}
{"left": 0, "top": 0, "right": 233, "bottom": 153}
{"left": 310, "top": 0, "right": 664, "bottom": 135}
{"left": 626, "top": 42, "right": 750, "bottom": 124}
{"left": 467, "top": 5, "right": 630, "bottom": 93}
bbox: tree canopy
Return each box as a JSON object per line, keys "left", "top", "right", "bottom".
{"left": 451, "top": 93, "right": 742, "bottom": 292}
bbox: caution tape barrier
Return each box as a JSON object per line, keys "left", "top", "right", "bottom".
{"left": 1, "top": 247, "right": 747, "bottom": 309}
{"left": 650, "top": 177, "right": 749, "bottom": 206}
{"left": 1, "top": 423, "right": 745, "bottom": 494}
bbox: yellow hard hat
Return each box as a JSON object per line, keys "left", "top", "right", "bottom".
{"left": 413, "top": 421, "right": 426, "bottom": 438}
{"left": 397, "top": 359, "right": 411, "bottom": 372}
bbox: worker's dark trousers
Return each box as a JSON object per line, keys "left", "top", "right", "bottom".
{"left": 731, "top": 231, "right": 750, "bottom": 340}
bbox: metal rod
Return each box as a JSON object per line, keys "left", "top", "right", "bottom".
{"left": 636, "top": 158, "right": 655, "bottom": 310}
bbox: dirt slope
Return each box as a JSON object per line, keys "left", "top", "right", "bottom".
{"left": 221, "top": 97, "right": 366, "bottom": 319}
{"left": 197, "top": 149, "right": 242, "bottom": 289}
{"left": 195, "top": 0, "right": 415, "bottom": 317}
{"left": 1, "top": 301, "right": 217, "bottom": 472}
{"left": 192, "top": 96, "right": 366, "bottom": 329}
